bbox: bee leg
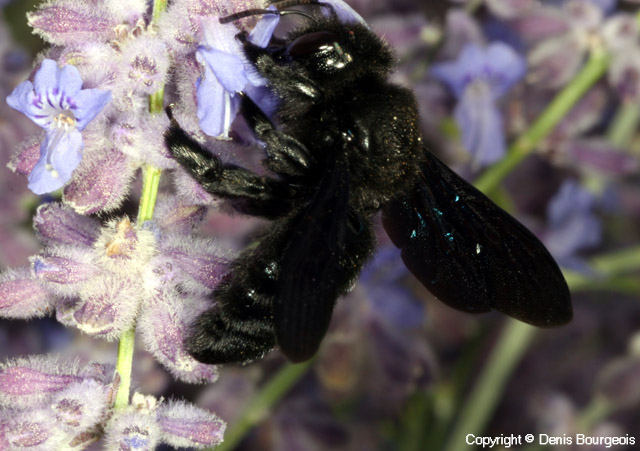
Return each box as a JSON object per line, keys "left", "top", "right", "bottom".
{"left": 240, "top": 93, "right": 314, "bottom": 177}
{"left": 186, "top": 223, "right": 290, "bottom": 364}
{"left": 165, "top": 111, "right": 294, "bottom": 217}
{"left": 186, "top": 298, "right": 275, "bottom": 365}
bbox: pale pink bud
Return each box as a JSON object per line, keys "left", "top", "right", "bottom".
{"left": 63, "top": 148, "right": 135, "bottom": 215}
{"left": 154, "top": 196, "right": 206, "bottom": 234}
{"left": 27, "top": 0, "right": 119, "bottom": 46}
{"left": 0, "top": 268, "right": 53, "bottom": 319}
{"left": 0, "top": 356, "right": 104, "bottom": 408}
{"left": 138, "top": 291, "right": 218, "bottom": 383}
{"left": 158, "top": 400, "right": 226, "bottom": 449}
{"left": 33, "top": 203, "right": 100, "bottom": 247}
{"left": 8, "top": 138, "right": 41, "bottom": 176}
{"left": 60, "top": 277, "right": 141, "bottom": 341}
{"left": 31, "top": 247, "right": 98, "bottom": 294}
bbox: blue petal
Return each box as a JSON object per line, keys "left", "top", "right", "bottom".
{"left": 201, "top": 15, "right": 243, "bottom": 55}
{"left": 32, "top": 59, "right": 60, "bottom": 94}
{"left": 244, "top": 84, "right": 279, "bottom": 118}
{"left": 198, "top": 46, "right": 249, "bottom": 93}
{"left": 57, "top": 63, "right": 84, "bottom": 97}
{"left": 546, "top": 214, "right": 601, "bottom": 259}
{"left": 28, "top": 130, "right": 83, "bottom": 194}
{"left": 547, "top": 180, "right": 597, "bottom": 225}
{"left": 33, "top": 59, "right": 82, "bottom": 97}
{"left": 321, "top": 0, "right": 368, "bottom": 25}
{"left": 6, "top": 80, "right": 37, "bottom": 119}
{"left": 483, "top": 42, "right": 527, "bottom": 97}
{"left": 248, "top": 6, "right": 280, "bottom": 47}
{"left": 49, "top": 129, "right": 83, "bottom": 177}
{"left": 431, "top": 44, "right": 487, "bottom": 98}
{"left": 73, "top": 88, "right": 112, "bottom": 131}
{"left": 196, "top": 68, "right": 240, "bottom": 137}
{"left": 431, "top": 42, "right": 525, "bottom": 99}
{"left": 454, "top": 82, "right": 506, "bottom": 167}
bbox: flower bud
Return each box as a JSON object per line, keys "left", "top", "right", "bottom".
{"left": 0, "top": 268, "right": 53, "bottom": 319}
{"left": 158, "top": 400, "right": 226, "bottom": 449}
{"left": 34, "top": 203, "right": 99, "bottom": 247}
{"left": 32, "top": 246, "right": 98, "bottom": 295}
{"left": 27, "top": 0, "right": 119, "bottom": 46}
{"left": 63, "top": 148, "right": 135, "bottom": 215}
{"left": 138, "top": 291, "right": 218, "bottom": 383}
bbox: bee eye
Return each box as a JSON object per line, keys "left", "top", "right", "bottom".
{"left": 286, "top": 31, "right": 341, "bottom": 59}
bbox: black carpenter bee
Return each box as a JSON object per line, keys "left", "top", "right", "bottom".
{"left": 164, "top": 0, "right": 572, "bottom": 364}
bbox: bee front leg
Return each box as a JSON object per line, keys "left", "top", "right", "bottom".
{"left": 240, "top": 93, "right": 314, "bottom": 177}
{"left": 164, "top": 110, "right": 294, "bottom": 217}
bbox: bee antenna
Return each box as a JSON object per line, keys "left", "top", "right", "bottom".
{"left": 219, "top": 0, "right": 335, "bottom": 24}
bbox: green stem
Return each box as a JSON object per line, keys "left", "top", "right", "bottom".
{"left": 564, "top": 245, "right": 640, "bottom": 294}
{"left": 213, "top": 360, "right": 315, "bottom": 451}
{"left": 113, "top": 165, "right": 162, "bottom": 409}
{"left": 606, "top": 102, "right": 640, "bottom": 148}
{"left": 137, "top": 166, "right": 162, "bottom": 223}
{"left": 114, "top": 329, "right": 136, "bottom": 409}
{"left": 590, "top": 245, "right": 640, "bottom": 276}
{"left": 113, "top": 0, "right": 167, "bottom": 410}
{"left": 443, "top": 320, "right": 537, "bottom": 451}
{"left": 576, "top": 396, "right": 614, "bottom": 432}
{"left": 475, "top": 46, "right": 610, "bottom": 195}
{"left": 149, "top": 86, "right": 165, "bottom": 116}
{"left": 151, "top": 0, "right": 168, "bottom": 25}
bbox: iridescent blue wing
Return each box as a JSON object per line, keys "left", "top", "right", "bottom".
{"left": 382, "top": 150, "right": 572, "bottom": 326}
{"left": 274, "top": 161, "right": 352, "bottom": 362}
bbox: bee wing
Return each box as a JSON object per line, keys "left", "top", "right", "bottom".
{"left": 382, "top": 150, "right": 572, "bottom": 327}
{"left": 274, "top": 163, "right": 352, "bottom": 362}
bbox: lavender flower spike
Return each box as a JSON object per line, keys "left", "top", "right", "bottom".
{"left": 6, "top": 59, "right": 111, "bottom": 194}
{"left": 196, "top": 12, "right": 279, "bottom": 138}
{"left": 431, "top": 42, "right": 526, "bottom": 167}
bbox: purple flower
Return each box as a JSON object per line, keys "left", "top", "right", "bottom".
{"left": 4, "top": 198, "right": 229, "bottom": 382}
{"left": 543, "top": 180, "right": 602, "bottom": 272}
{"left": 105, "top": 393, "right": 225, "bottom": 450}
{"left": 5, "top": 59, "right": 111, "bottom": 194}
{"left": 196, "top": 12, "right": 279, "bottom": 138}
{"left": 431, "top": 42, "right": 526, "bottom": 167}
{"left": 0, "top": 356, "right": 224, "bottom": 449}
{"left": 157, "top": 400, "right": 226, "bottom": 448}
{"left": 0, "top": 354, "right": 114, "bottom": 448}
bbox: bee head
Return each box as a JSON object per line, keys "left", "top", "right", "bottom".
{"left": 281, "top": 19, "right": 396, "bottom": 88}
